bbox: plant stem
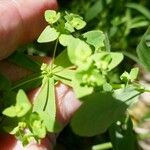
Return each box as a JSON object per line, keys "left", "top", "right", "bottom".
{"left": 92, "top": 142, "right": 112, "bottom": 150}
{"left": 50, "top": 38, "right": 59, "bottom": 70}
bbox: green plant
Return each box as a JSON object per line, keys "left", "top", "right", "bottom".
{"left": 0, "top": 9, "right": 150, "bottom": 149}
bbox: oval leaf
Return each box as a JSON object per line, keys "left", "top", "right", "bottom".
{"left": 71, "top": 93, "right": 127, "bottom": 136}
{"left": 37, "top": 26, "right": 59, "bottom": 43}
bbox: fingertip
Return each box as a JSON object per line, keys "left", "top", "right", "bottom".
{"left": 46, "top": 0, "right": 59, "bottom": 10}
{"left": 0, "top": 133, "right": 54, "bottom": 150}
{"left": 56, "top": 88, "right": 82, "bottom": 125}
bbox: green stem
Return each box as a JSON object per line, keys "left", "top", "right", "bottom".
{"left": 11, "top": 73, "right": 43, "bottom": 91}
{"left": 50, "top": 38, "right": 59, "bottom": 70}
{"left": 92, "top": 142, "right": 112, "bottom": 150}
{"left": 122, "top": 51, "right": 139, "bottom": 63}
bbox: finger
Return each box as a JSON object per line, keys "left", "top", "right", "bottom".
{"left": 0, "top": 56, "right": 51, "bottom": 82}
{"left": 0, "top": 87, "right": 80, "bottom": 150}
{"left": 0, "top": 0, "right": 58, "bottom": 60}
{"left": 0, "top": 133, "right": 55, "bottom": 150}
{"left": 0, "top": 57, "right": 81, "bottom": 149}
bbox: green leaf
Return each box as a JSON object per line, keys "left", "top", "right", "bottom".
{"left": 109, "top": 116, "right": 136, "bottom": 150}
{"left": 53, "top": 66, "right": 75, "bottom": 81}
{"left": 126, "top": 3, "right": 150, "bottom": 20}
{"left": 92, "top": 52, "right": 123, "bottom": 71}
{"left": 32, "top": 120, "right": 46, "bottom": 138}
{"left": 113, "top": 86, "right": 141, "bottom": 105}
{"left": 37, "top": 26, "right": 59, "bottom": 43}
{"left": 108, "top": 52, "right": 124, "bottom": 71}
{"left": 83, "top": 30, "right": 105, "bottom": 51}
{"left": 92, "top": 53, "right": 112, "bottom": 70}
{"left": 103, "top": 83, "right": 113, "bottom": 92}
{"left": 59, "top": 34, "right": 92, "bottom": 64}
{"left": 55, "top": 50, "right": 72, "bottom": 68}
{"left": 130, "top": 67, "right": 139, "bottom": 82}
{"left": 72, "top": 74, "right": 94, "bottom": 99}
{"left": 16, "top": 90, "right": 31, "bottom": 117}
{"left": 8, "top": 51, "right": 41, "bottom": 72}
{"left": 65, "top": 22, "right": 75, "bottom": 33}
{"left": 29, "top": 113, "right": 46, "bottom": 138}
{"left": 85, "top": 0, "right": 104, "bottom": 21}
{"left": 71, "top": 92, "right": 127, "bottom": 136}
{"left": 120, "top": 71, "right": 130, "bottom": 83}
{"left": 59, "top": 34, "right": 72, "bottom": 46}
{"left": 45, "top": 10, "right": 60, "bottom": 24}
{"left": 44, "top": 78, "right": 56, "bottom": 131}
{"left": 3, "top": 90, "right": 31, "bottom": 117}
{"left": 33, "top": 78, "right": 59, "bottom": 132}
{"left": 16, "top": 90, "right": 31, "bottom": 106}
{"left": 53, "top": 66, "right": 75, "bottom": 87}
{"left": 33, "top": 78, "right": 49, "bottom": 113}
{"left": 64, "top": 12, "right": 86, "bottom": 32}
{"left": 2, "top": 106, "right": 17, "bottom": 117}
{"left": 137, "top": 26, "right": 150, "bottom": 71}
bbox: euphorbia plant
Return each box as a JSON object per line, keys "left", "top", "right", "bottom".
{"left": 0, "top": 10, "right": 150, "bottom": 149}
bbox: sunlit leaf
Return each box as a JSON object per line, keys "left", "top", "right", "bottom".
{"left": 137, "top": 26, "right": 150, "bottom": 71}
{"left": 108, "top": 52, "right": 124, "bottom": 71}
{"left": 45, "top": 10, "right": 60, "bottom": 24}
{"left": 38, "top": 26, "right": 59, "bottom": 43}
{"left": 83, "top": 30, "right": 105, "bottom": 51}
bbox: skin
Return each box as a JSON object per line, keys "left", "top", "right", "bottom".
{"left": 0, "top": 0, "right": 81, "bottom": 149}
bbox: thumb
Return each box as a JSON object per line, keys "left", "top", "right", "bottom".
{"left": 0, "top": 0, "right": 58, "bottom": 60}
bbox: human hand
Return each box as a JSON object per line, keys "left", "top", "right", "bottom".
{"left": 0, "top": 1, "right": 81, "bottom": 149}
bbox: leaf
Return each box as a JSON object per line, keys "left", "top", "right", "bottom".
{"left": 16, "top": 90, "right": 31, "bottom": 106}
{"left": 32, "top": 120, "right": 46, "bottom": 138}
{"left": 16, "top": 90, "right": 31, "bottom": 117}
{"left": 126, "top": 3, "right": 150, "bottom": 20}
{"left": 3, "top": 90, "right": 31, "bottom": 117}
{"left": 65, "top": 22, "right": 75, "bottom": 33}
{"left": 85, "top": 0, "right": 104, "bottom": 21}
{"left": 137, "top": 26, "right": 150, "bottom": 71}
{"left": 37, "top": 26, "right": 59, "bottom": 43}
{"left": 113, "top": 86, "right": 141, "bottom": 105}
{"left": 33, "top": 78, "right": 49, "bottom": 113}
{"left": 59, "top": 34, "right": 72, "bottom": 46}
{"left": 72, "top": 74, "right": 94, "bottom": 99}
{"left": 64, "top": 12, "right": 86, "bottom": 32}
{"left": 109, "top": 116, "right": 136, "bottom": 150}
{"left": 130, "top": 67, "right": 139, "bottom": 81}
{"left": 43, "top": 78, "right": 56, "bottom": 132}
{"left": 59, "top": 34, "right": 92, "bottom": 64}
{"left": 53, "top": 66, "right": 75, "bottom": 81}
{"left": 92, "top": 53, "right": 112, "bottom": 70}
{"left": 54, "top": 76, "right": 72, "bottom": 87}
{"left": 53, "top": 66, "right": 75, "bottom": 87}
{"left": 8, "top": 51, "right": 41, "bottom": 72}
{"left": 33, "top": 78, "right": 59, "bottom": 132}
{"left": 71, "top": 92, "right": 127, "bottom": 136}
{"left": 120, "top": 71, "right": 130, "bottom": 83}
{"left": 2, "top": 106, "right": 17, "bottom": 117}
{"left": 29, "top": 113, "right": 46, "bottom": 138}
{"left": 83, "top": 30, "right": 105, "bottom": 51}
{"left": 45, "top": 10, "right": 60, "bottom": 24}
{"left": 55, "top": 50, "right": 72, "bottom": 68}
{"left": 108, "top": 52, "right": 124, "bottom": 71}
